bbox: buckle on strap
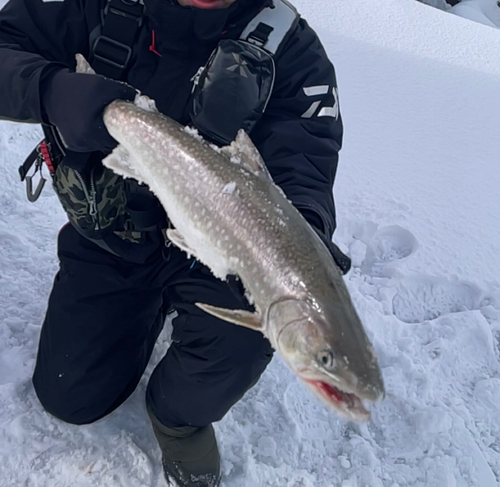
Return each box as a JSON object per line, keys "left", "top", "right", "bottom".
{"left": 93, "top": 35, "right": 133, "bottom": 70}
{"left": 246, "top": 22, "right": 274, "bottom": 48}
{"left": 92, "top": 0, "right": 144, "bottom": 73}
{"left": 103, "top": 0, "right": 144, "bottom": 22}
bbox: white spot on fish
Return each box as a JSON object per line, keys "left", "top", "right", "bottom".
{"left": 222, "top": 182, "right": 237, "bottom": 194}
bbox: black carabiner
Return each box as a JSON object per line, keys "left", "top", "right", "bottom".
{"left": 19, "top": 142, "right": 48, "bottom": 203}
{"left": 25, "top": 158, "right": 46, "bottom": 203}
{"left": 25, "top": 174, "right": 46, "bottom": 202}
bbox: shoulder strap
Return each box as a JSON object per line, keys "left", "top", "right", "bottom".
{"left": 90, "top": 0, "right": 144, "bottom": 80}
{"left": 240, "top": 0, "right": 300, "bottom": 55}
{"left": 89, "top": 0, "right": 298, "bottom": 80}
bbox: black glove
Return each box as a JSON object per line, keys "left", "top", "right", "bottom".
{"left": 41, "top": 69, "right": 137, "bottom": 153}
{"left": 314, "top": 229, "right": 352, "bottom": 275}
{"left": 301, "top": 209, "right": 352, "bottom": 275}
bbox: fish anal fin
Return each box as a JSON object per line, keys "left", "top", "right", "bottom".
{"left": 222, "top": 130, "right": 273, "bottom": 181}
{"left": 196, "top": 303, "right": 263, "bottom": 331}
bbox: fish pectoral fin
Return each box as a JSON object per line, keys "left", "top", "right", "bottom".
{"left": 222, "top": 130, "right": 273, "bottom": 182}
{"left": 196, "top": 303, "right": 263, "bottom": 331}
{"left": 102, "top": 144, "right": 146, "bottom": 184}
{"left": 166, "top": 229, "right": 198, "bottom": 258}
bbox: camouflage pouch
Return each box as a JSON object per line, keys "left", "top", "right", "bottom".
{"left": 52, "top": 162, "right": 128, "bottom": 240}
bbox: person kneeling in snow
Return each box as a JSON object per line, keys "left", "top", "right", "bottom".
{"left": 0, "top": 0, "right": 351, "bottom": 485}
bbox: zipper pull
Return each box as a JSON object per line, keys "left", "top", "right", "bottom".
{"left": 73, "top": 168, "right": 100, "bottom": 230}
{"left": 89, "top": 192, "right": 99, "bottom": 230}
{"left": 89, "top": 194, "right": 97, "bottom": 218}
{"left": 89, "top": 167, "right": 100, "bottom": 230}
{"left": 191, "top": 66, "right": 204, "bottom": 93}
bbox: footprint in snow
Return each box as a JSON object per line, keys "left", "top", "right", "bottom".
{"left": 391, "top": 277, "right": 484, "bottom": 323}
{"left": 0, "top": 230, "right": 23, "bottom": 246}
{"left": 358, "top": 225, "right": 418, "bottom": 276}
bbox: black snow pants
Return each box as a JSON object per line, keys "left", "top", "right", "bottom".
{"left": 32, "top": 224, "right": 273, "bottom": 428}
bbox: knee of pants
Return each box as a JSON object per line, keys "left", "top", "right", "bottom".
{"left": 227, "top": 334, "right": 274, "bottom": 385}
{"left": 32, "top": 367, "right": 119, "bottom": 426}
{"left": 147, "top": 329, "right": 274, "bottom": 428}
{"left": 198, "top": 344, "right": 274, "bottom": 425}
{"left": 195, "top": 324, "right": 275, "bottom": 394}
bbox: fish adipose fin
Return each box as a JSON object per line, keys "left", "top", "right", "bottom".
{"left": 222, "top": 130, "right": 273, "bottom": 182}
{"left": 166, "top": 229, "right": 198, "bottom": 258}
{"left": 195, "top": 303, "right": 263, "bottom": 331}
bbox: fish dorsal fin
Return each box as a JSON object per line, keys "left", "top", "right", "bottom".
{"left": 222, "top": 130, "right": 273, "bottom": 181}
{"left": 196, "top": 302, "right": 263, "bottom": 331}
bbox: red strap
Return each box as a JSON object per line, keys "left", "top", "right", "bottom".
{"left": 39, "top": 141, "right": 55, "bottom": 175}
{"left": 149, "top": 30, "right": 162, "bottom": 57}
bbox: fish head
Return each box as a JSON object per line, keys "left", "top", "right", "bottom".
{"left": 268, "top": 294, "right": 385, "bottom": 422}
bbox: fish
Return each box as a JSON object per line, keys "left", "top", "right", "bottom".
{"left": 102, "top": 100, "right": 385, "bottom": 422}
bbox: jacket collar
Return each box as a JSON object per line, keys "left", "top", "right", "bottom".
{"left": 144, "top": 0, "right": 271, "bottom": 52}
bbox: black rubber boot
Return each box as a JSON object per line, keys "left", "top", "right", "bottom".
{"left": 148, "top": 407, "right": 221, "bottom": 487}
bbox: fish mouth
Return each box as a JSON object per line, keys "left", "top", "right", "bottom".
{"left": 304, "top": 379, "right": 371, "bottom": 422}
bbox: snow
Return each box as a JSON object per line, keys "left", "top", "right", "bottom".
{"left": 1, "top": 0, "right": 499, "bottom": 486}
{"left": 450, "top": 0, "right": 500, "bottom": 28}
{"left": 134, "top": 94, "right": 158, "bottom": 112}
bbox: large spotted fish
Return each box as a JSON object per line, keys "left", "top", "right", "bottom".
{"left": 101, "top": 97, "right": 385, "bottom": 422}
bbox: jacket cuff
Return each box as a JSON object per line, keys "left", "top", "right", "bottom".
{"left": 295, "top": 203, "right": 334, "bottom": 237}
{"left": 39, "top": 66, "right": 71, "bottom": 124}
{"left": 298, "top": 207, "right": 351, "bottom": 274}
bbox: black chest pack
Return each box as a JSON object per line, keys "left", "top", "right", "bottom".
{"left": 189, "top": 0, "right": 299, "bottom": 145}
{"left": 88, "top": 0, "right": 299, "bottom": 145}
{"left": 19, "top": 0, "right": 298, "bottom": 255}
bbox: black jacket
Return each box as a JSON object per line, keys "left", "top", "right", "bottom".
{"left": 0, "top": 0, "right": 343, "bottom": 242}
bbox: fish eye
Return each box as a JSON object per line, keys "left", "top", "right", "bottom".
{"left": 318, "top": 350, "right": 335, "bottom": 369}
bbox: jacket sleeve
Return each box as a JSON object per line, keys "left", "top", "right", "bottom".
{"left": 251, "top": 18, "right": 343, "bottom": 238}
{"left": 0, "top": 0, "right": 91, "bottom": 123}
